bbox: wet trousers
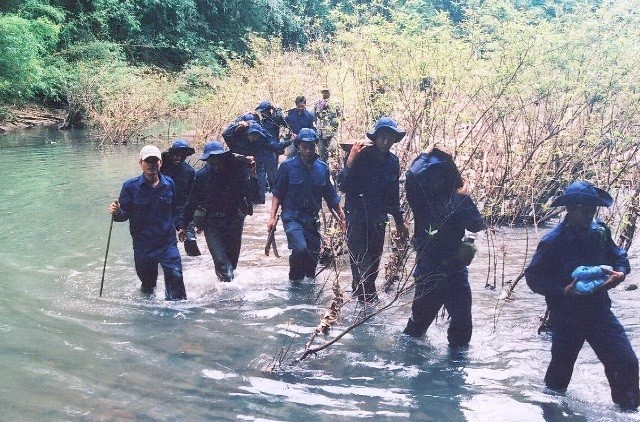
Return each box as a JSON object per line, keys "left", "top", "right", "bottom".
{"left": 203, "top": 217, "right": 244, "bottom": 282}
{"left": 255, "top": 162, "right": 267, "bottom": 204}
{"left": 347, "top": 219, "right": 386, "bottom": 302}
{"left": 404, "top": 269, "right": 472, "bottom": 347}
{"left": 134, "top": 244, "right": 187, "bottom": 300}
{"left": 546, "top": 310, "right": 640, "bottom": 408}
{"left": 264, "top": 152, "right": 279, "bottom": 193}
{"left": 284, "top": 218, "right": 321, "bottom": 281}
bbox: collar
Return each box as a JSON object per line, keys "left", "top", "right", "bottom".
{"left": 135, "top": 173, "right": 169, "bottom": 188}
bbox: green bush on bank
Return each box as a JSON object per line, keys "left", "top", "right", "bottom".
{"left": 0, "top": 13, "right": 65, "bottom": 103}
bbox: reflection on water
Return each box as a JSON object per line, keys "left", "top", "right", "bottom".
{"left": 1, "top": 127, "right": 639, "bottom": 420}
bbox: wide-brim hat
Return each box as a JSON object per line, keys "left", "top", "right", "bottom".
{"left": 246, "top": 122, "right": 265, "bottom": 136}
{"left": 294, "top": 128, "right": 319, "bottom": 147}
{"left": 168, "top": 139, "right": 195, "bottom": 156}
{"left": 365, "top": 117, "right": 406, "bottom": 143}
{"left": 241, "top": 113, "right": 258, "bottom": 122}
{"left": 255, "top": 101, "right": 272, "bottom": 112}
{"left": 199, "top": 141, "right": 231, "bottom": 160}
{"left": 550, "top": 180, "right": 613, "bottom": 207}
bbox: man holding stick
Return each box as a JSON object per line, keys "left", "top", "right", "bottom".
{"left": 108, "top": 145, "right": 187, "bottom": 300}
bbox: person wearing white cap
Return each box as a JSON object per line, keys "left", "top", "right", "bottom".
{"left": 108, "top": 145, "right": 187, "bottom": 300}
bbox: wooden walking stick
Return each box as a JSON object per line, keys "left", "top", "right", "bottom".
{"left": 99, "top": 215, "right": 115, "bottom": 297}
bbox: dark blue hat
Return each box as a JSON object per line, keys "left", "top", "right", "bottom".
{"left": 199, "top": 141, "right": 230, "bottom": 160}
{"left": 408, "top": 154, "right": 445, "bottom": 177}
{"left": 255, "top": 101, "right": 272, "bottom": 112}
{"left": 168, "top": 139, "right": 195, "bottom": 155}
{"left": 551, "top": 180, "right": 613, "bottom": 207}
{"left": 246, "top": 122, "right": 265, "bottom": 136}
{"left": 366, "top": 117, "right": 406, "bottom": 142}
{"left": 241, "top": 113, "right": 258, "bottom": 122}
{"left": 294, "top": 128, "right": 319, "bottom": 147}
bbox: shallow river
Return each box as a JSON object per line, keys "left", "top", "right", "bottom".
{"left": 1, "top": 127, "right": 639, "bottom": 421}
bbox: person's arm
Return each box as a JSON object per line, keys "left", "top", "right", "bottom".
{"left": 222, "top": 122, "right": 245, "bottom": 145}
{"left": 461, "top": 195, "right": 486, "bottom": 233}
{"left": 337, "top": 143, "right": 368, "bottom": 193}
{"left": 601, "top": 223, "right": 630, "bottom": 290}
{"left": 263, "top": 130, "right": 291, "bottom": 153}
{"left": 109, "top": 183, "right": 131, "bottom": 222}
{"left": 525, "top": 241, "right": 566, "bottom": 298}
{"left": 179, "top": 172, "right": 204, "bottom": 230}
{"left": 268, "top": 195, "right": 281, "bottom": 232}
{"left": 243, "top": 160, "right": 260, "bottom": 203}
{"left": 386, "top": 158, "right": 405, "bottom": 227}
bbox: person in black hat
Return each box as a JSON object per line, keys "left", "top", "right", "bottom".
{"left": 402, "top": 147, "right": 485, "bottom": 346}
{"left": 108, "top": 145, "right": 187, "bottom": 300}
{"left": 223, "top": 115, "right": 291, "bottom": 204}
{"left": 268, "top": 128, "right": 345, "bottom": 282}
{"left": 337, "top": 117, "right": 410, "bottom": 303}
{"left": 255, "top": 100, "right": 288, "bottom": 192}
{"left": 525, "top": 180, "right": 639, "bottom": 409}
{"left": 161, "top": 139, "right": 201, "bottom": 256}
{"left": 178, "top": 141, "right": 259, "bottom": 283}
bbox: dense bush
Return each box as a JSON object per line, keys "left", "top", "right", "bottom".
{"left": 0, "top": 13, "right": 65, "bottom": 103}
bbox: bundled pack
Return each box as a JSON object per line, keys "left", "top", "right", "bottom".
{"left": 571, "top": 265, "right": 613, "bottom": 293}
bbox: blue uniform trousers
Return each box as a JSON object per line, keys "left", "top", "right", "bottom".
{"left": 404, "top": 269, "right": 472, "bottom": 347}
{"left": 264, "top": 152, "right": 279, "bottom": 193}
{"left": 134, "top": 244, "right": 186, "bottom": 300}
{"left": 347, "top": 219, "right": 386, "bottom": 302}
{"left": 546, "top": 310, "right": 640, "bottom": 408}
{"left": 284, "top": 218, "right": 321, "bottom": 281}
{"left": 203, "top": 217, "right": 244, "bottom": 282}
{"left": 255, "top": 162, "right": 268, "bottom": 204}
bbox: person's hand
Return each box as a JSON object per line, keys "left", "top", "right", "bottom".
{"left": 108, "top": 199, "right": 120, "bottom": 215}
{"left": 600, "top": 267, "right": 625, "bottom": 290}
{"left": 457, "top": 179, "right": 469, "bottom": 195}
{"left": 267, "top": 216, "right": 277, "bottom": 232}
{"left": 235, "top": 121, "right": 249, "bottom": 131}
{"left": 346, "top": 140, "right": 372, "bottom": 168}
{"left": 244, "top": 155, "right": 257, "bottom": 177}
{"left": 564, "top": 278, "right": 589, "bottom": 296}
{"left": 177, "top": 228, "right": 186, "bottom": 242}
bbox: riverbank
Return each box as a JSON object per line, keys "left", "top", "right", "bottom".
{"left": 0, "top": 105, "right": 66, "bottom": 133}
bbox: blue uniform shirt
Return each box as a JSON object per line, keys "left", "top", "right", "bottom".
{"left": 113, "top": 174, "right": 178, "bottom": 253}
{"left": 272, "top": 155, "right": 340, "bottom": 222}
{"left": 260, "top": 115, "right": 286, "bottom": 140}
{"left": 222, "top": 122, "right": 289, "bottom": 162}
{"left": 525, "top": 219, "right": 630, "bottom": 318}
{"left": 161, "top": 161, "right": 195, "bottom": 215}
{"left": 337, "top": 148, "right": 404, "bottom": 226}
{"left": 180, "top": 159, "right": 259, "bottom": 227}
{"left": 285, "top": 108, "right": 315, "bottom": 134}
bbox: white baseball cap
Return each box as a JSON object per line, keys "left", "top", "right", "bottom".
{"left": 140, "top": 145, "right": 162, "bottom": 160}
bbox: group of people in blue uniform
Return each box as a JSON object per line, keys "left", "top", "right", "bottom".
{"left": 108, "top": 94, "right": 639, "bottom": 410}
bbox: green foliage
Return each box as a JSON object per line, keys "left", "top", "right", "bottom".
{"left": 0, "top": 13, "right": 65, "bottom": 103}
{"left": 19, "top": 0, "right": 65, "bottom": 24}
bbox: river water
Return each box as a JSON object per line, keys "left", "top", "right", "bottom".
{"left": 1, "top": 127, "right": 639, "bottom": 421}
